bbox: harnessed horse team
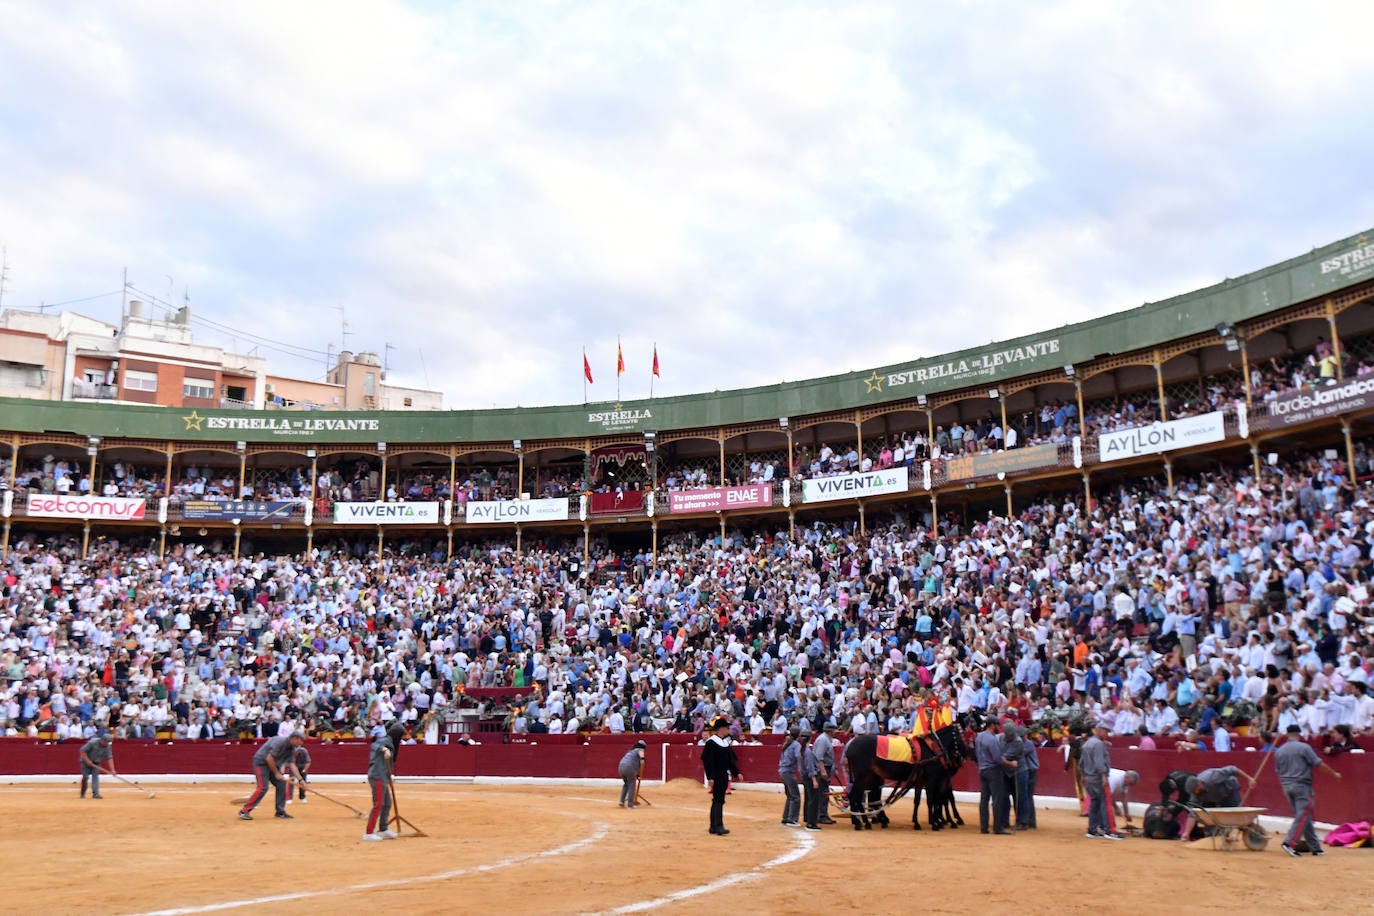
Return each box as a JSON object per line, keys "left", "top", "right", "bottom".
{"left": 841, "top": 709, "right": 983, "bottom": 831}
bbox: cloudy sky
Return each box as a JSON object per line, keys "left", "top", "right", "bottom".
{"left": 2, "top": 1, "right": 1373, "bottom": 409}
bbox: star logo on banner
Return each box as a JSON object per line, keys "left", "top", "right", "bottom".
{"left": 614, "top": 402, "right": 623, "bottom": 411}
{"left": 863, "top": 371, "right": 884, "bottom": 394}
{"left": 1359, "top": 234, "right": 1369, "bottom": 248}
{"left": 183, "top": 411, "right": 205, "bottom": 431}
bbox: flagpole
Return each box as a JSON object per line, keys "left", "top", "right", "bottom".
{"left": 617, "top": 336, "right": 622, "bottom": 403}
{"left": 583, "top": 345, "right": 588, "bottom": 404}
{"left": 650, "top": 340, "right": 655, "bottom": 400}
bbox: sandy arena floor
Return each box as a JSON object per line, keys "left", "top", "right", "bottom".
{"left": 0, "top": 779, "right": 1363, "bottom": 915}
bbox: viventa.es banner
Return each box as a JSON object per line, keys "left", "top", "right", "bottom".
{"left": 332, "top": 501, "right": 440, "bottom": 524}
{"left": 801, "top": 468, "right": 909, "bottom": 503}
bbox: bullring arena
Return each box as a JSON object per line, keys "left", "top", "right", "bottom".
{"left": 1, "top": 776, "right": 1368, "bottom": 915}
{"left": 4, "top": 228, "right": 1374, "bottom": 915}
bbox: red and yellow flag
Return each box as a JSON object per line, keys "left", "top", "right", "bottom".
{"left": 616, "top": 339, "right": 625, "bottom": 376}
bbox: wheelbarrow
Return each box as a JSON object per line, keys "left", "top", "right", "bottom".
{"left": 1189, "top": 806, "right": 1270, "bottom": 851}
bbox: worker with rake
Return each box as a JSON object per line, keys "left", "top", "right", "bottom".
{"left": 363, "top": 729, "right": 398, "bottom": 841}
{"left": 78, "top": 733, "right": 114, "bottom": 799}
{"left": 237, "top": 732, "right": 304, "bottom": 821}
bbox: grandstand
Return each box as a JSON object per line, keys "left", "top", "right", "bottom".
{"left": 2, "top": 226, "right": 1374, "bottom": 557}
{"left": 2, "top": 229, "right": 1371, "bottom": 910}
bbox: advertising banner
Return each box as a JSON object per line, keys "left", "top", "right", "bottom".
{"left": 180, "top": 499, "right": 297, "bottom": 521}
{"left": 1097, "top": 412, "right": 1226, "bottom": 462}
{"left": 25, "top": 495, "right": 147, "bottom": 520}
{"left": 465, "top": 498, "right": 570, "bottom": 524}
{"left": 946, "top": 443, "right": 1060, "bottom": 481}
{"left": 1267, "top": 377, "right": 1374, "bottom": 426}
{"left": 801, "top": 467, "right": 909, "bottom": 503}
{"left": 332, "top": 501, "right": 440, "bottom": 524}
{"left": 668, "top": 484, "right": 772, "bottom": 513}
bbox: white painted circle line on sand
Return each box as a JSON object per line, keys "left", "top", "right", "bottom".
{"left": 591, "top": 829, "right": 816, "bottom": 915}
{"left": 125, "top": 821, "right": 611, "bottom": 916}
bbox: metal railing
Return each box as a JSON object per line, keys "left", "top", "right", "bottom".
{"left": 69, "top": 380, "right": 117, "bottom": 400}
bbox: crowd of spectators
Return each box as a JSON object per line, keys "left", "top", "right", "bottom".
{"left": 3, "top": 443, "right": 1371, "bottom": 757}
{"left": 6, "top": 336, "right": 1366, "bottom": 513}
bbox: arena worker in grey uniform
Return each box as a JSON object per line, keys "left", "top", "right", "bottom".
{"left": 811, "top": 719, "right": 837, "bottom": 824}
{"left": 1078, "top": 722, "right": 1119, "bottom": 839}
{"left": 237, "top": 732, "right": 303, "bottom": 821}
{"left": 1178, "top": 764, "right": 1256, "bottom": 841}
{"left": 79, "top": 733, "right": 114, "bottom": 799}
{"left": 290, "top": 743, "right": 311, "bottom": 804}
{"left": 363, "top": 731, "right": 397, "bottom": 841}
{"left": 619, "top": 739, "right": 646, "bottom": 808}
{"left": 777, "top": 727, "right": 803, "bottom": 826}
{"left": 1275, "top": 725, "right": 1342, "bottom": 857}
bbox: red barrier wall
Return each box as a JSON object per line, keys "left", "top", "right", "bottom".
{"left": 5, "top": 739, "right": 1368, "bottom": 821}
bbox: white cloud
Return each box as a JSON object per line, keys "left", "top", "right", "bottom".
{"left": 2, "top": 0, "right": 1373, "bottom": 410}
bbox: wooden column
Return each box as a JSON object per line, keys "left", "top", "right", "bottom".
{"left": 1074, "top": 381, "right": 1086, "bottom": 436}
{"left": 6, "top": 436, "right": 19, "bottom": 491}
{"left": 857, "top": 500, "right": 865, "bottom": 536}
{"left": 718, "top": 429, "right": 726, "bottom": 486}
{"left": 1240, "top": 337, "right": 1253, "bottom": 410}
{"left": 1343, "top": 420, "right": 1357, "bottom": 485}
{"left": 1082, "top": 472, "right": 1091, "bottom": 510}
{"left": 1328, "top": 299, "right": 1344, "bottom": 381}
{"left": 1154, "top": 351, "right": 1168, "bottom": 422}
{"left": 1164, "top": 459, "right": 1174, "bottom": 497}
{"left": 163, "top": 443, "right": 174, "bottom": 496}
{"left": 651, "top": 520, "right": 659, "bottom": 567}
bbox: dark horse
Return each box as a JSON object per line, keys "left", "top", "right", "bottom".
{"left": 841, "top": 712, "right": 978, "bottom": 832}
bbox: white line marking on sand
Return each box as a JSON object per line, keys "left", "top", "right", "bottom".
{"left": 126, "top": 821, "right": 611, "bottom": 916}
{"left": 591, "top": 829, "right": 815, "bottom": 915}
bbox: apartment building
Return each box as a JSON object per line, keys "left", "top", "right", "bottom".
{"left": 0, "top": 302, "right": 442, "bottom": 411}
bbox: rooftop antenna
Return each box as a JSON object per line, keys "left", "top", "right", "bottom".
{"left": 383, "top": 342, "right": 395, "bottom": 379}
{"left": 0, "top": 246, "right": 9, "bottom": 312}
{"left": 332, "top": 304, "right": 351, "bottom": 353}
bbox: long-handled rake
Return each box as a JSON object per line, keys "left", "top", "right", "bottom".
{"left": 108, "top": 772, "right": 157, "bottom": 799}
{"left": 302, "top": 785, "right": 366, "bottom": 818}
{"left": 634, "top": 773, "right": 652, "bottom": 807}
{"left": 387, "top": 773, "right": 428, "bottom": 838}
